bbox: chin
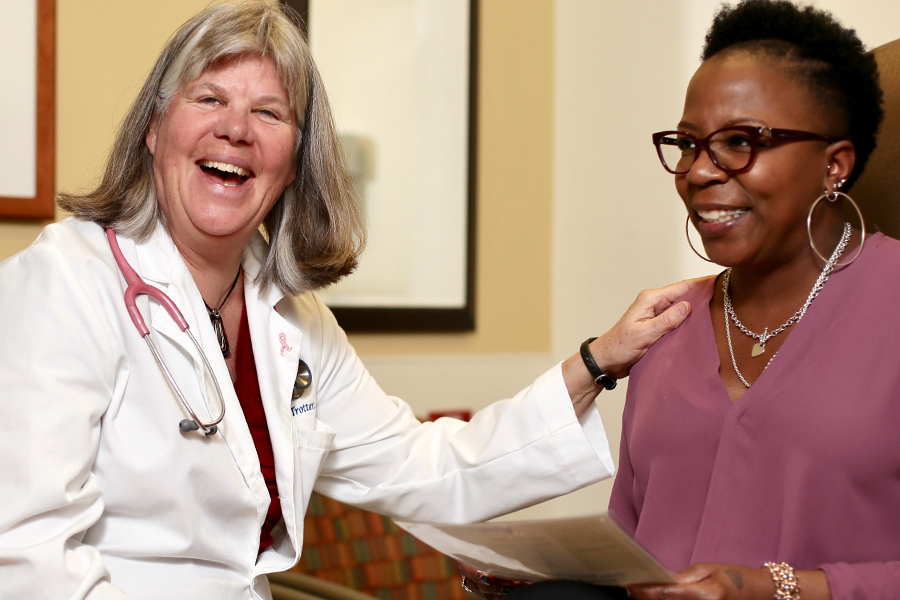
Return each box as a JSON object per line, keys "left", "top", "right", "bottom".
{"left": 702, "top": 244, "right": 747, "bottom": 269}
{"left": 189, "top": 211, "right": 256, "bottom": 240}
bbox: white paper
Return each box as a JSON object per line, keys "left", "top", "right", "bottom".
{"left": 394, "top": 513, "right": 676, "bottom": 587}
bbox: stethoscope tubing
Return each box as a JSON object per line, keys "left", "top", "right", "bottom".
{"left": 106, "top": 228, "right": 226, "bottom": 435}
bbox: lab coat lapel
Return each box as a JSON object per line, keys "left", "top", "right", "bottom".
{"left": 242, "top": 234, "right": 304, "bottom": 554}
{"left": 133, "top": 227, "right": 271, "bottom": 518}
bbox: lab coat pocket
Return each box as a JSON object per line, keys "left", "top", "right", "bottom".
{"left": 294, "top": 419, "right": 336, "bottom": 516}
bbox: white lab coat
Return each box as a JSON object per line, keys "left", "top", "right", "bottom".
{"left": 0, "top": 218, "right": 614, "bottom": 600}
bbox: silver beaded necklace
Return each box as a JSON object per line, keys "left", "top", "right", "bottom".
{"left": 723, "top": 222, "right": 852, "bottom": 388}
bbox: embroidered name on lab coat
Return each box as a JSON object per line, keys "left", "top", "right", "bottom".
{"left": 291, "top": 402, "right": 314, "bottom": 416}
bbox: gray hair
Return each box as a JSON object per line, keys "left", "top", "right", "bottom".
{"left": 58, "top": 1, "right": 365, "bottom": 294}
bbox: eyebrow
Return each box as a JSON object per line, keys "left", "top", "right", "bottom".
{"left": 676, "top": 117, "right": 765, "bottom": 131}
{"left": 191, "top": 81, "right": 290, "bottom": 107}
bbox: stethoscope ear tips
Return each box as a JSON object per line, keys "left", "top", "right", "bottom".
{"left": 179, "top": 419, "right": 200, "bottom": 432}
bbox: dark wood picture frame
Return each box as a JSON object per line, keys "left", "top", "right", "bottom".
{"left": 282, "top": 0, "right": 478, "bottom": 333}
{"left": 0, "top": 0, "right": 55, "bottom": 220}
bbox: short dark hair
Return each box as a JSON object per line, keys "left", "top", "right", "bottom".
{"left": 702, "top": 0, "right": 883, "bottom": 189}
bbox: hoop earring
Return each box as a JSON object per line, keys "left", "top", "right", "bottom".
{"left": 685, "top": 215, "right": 714, "bottom": 263}
{"left": 807, "top": 189, "right": 866, "bottom": 267}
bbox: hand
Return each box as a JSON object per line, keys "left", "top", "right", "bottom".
{"left": 627, "top": 563, "right": 770, "bottom": 600}
{"left": 627, "top": 563, "right": 830, "bottom": 600}
{"left": 563, "top": 277, "right": 708, "bottom": 415}
{"left": 456, "top": 562, "right": 529, "bottom": 600}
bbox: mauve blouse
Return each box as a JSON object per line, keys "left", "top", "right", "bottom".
{"left": 610, "top": 232, "right": 900, "bottom": 600}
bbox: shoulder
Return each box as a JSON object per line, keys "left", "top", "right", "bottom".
{"left": 0, "top": 218, "right": 114, "bottom": 283}
{"left": 1, "top": 218, "right": 109, "bottom": 273}
{"left": 628, "top": 275, "right": 718, "bottom": 380}
{"left": 0, "top": 218, "right": 127, "bottom": 334}
{"left": 862, "top": 232, "right": 900, "bottom": 265}
{"left": 832, "top": 232, "right": 900, "bottom": 293}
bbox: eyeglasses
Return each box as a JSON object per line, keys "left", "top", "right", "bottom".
{"left": 652, "top": 126, "right": 835, "bottom": 175}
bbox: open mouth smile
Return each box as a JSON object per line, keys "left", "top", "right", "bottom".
{"left": 198, "top": 160, "right": 254, "bottom": 187}
{"left": 696, "top": 208, "right": 748, "bottom": 224}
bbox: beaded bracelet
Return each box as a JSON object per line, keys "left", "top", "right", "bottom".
{"left": 763, "top": 561, "right": 801, "bottom": 600}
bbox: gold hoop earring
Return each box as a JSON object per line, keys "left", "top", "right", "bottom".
{"left": 685, "top": 215, "right": 714, "bottom": 263}
{"left": 807, "top": 189, "right": 865, "bottom": 267}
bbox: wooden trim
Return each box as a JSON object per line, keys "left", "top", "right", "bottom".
{"left": 0, "top": 0, "right": 55, "bottom": 220}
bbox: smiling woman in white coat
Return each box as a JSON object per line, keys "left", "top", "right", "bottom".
{"left": 0, "top": 3, "right": 698, "bottom": 599}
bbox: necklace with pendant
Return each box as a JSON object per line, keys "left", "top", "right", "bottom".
{"left": 203, "top": 266, "right": 242, "bottom": 358}
{"left": 723, "top": 222, "right": 851, "bottom": 388}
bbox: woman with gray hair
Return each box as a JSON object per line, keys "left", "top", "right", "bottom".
{"left": 0, "top": 3, "right": 696, "bottom": 599}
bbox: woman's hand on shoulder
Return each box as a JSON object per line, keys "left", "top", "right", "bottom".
{"left": 627, "top": 563, "right": 830, "bottom": 600}
{"left": 563, "top": 277, "right": 708, "bottom": 415}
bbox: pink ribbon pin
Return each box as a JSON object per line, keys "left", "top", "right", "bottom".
{"left": 279, "top": 333, "right": 293, "bottom": 356}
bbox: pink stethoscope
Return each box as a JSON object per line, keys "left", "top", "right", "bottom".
{"left": 106, "top": 228, "right": 226, "bottom": 435}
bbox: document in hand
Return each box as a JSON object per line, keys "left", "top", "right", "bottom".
{"left": 394, "top": 513, "right": 676, "bottom": 587}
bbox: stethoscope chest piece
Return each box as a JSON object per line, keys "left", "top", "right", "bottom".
{"left": 180, "top": 419, "right": 217, "bottom": 435}
{"left": 292, "top": 360, "right": 312, "bottom": 399}
{"left": 106, "top": 228, "right": 226, "bottom": 437}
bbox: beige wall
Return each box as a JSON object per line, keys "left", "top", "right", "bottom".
{"left": 0, "top": 0, "right": 554, "bottom": 358}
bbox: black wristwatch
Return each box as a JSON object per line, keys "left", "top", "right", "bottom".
{"left": 580, "top": 337, "right": 617, "bottom": 390}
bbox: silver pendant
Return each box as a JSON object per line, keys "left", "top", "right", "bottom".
{"left": 208, "top": 308, "right": 231, "bottom": 358}
{"left": 751, "top": 328, "right": 768, "bottom": 357}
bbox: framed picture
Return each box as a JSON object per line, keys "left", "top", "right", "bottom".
{"left": 0, "top": 0, "right": 55, "bottom": 219}
{"left": 283, "top": 0, "right": 478, "bottom": 332}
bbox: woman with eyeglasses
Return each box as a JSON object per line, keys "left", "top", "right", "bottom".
{"left": 500, "top": 1, "right": 897, "bottom": 600}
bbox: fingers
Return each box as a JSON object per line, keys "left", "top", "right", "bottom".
{"left": 675, "top": 563, "right": 721, "bottom": 584}
{"left": 572, "top": 279, "right": 703, "bottom": 384}
{"left": 639, "top": 277, "right": 711, "bottom": 315}
{"left": 587, "top": 301, "right": 690, "bottom": 380}
{"left": 653, "top": 301, "right": 692, "bottom": 333}
{"left": 626, "top": 580, "right": 725, "bottom": 600}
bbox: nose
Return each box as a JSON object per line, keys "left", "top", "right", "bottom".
{"left": 214, "top": 105, "right": 254, "bottom": 145}
{"left": 685, "top": 144, "right": 727, "bottom": 185}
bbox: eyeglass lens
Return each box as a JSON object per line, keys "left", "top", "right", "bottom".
{"left": 658, "top": 129, "right": 755, "bottom": 174}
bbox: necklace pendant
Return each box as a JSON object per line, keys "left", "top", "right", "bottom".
{"left": 208, "top": 308, "right": 231, "bottom": 358}
{"left": 751, "top": 328, "right": 769, "bottom": 357}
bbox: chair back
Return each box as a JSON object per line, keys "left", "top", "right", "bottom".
{"left": 852, "top": 38, "right": 900, "bottom": 237}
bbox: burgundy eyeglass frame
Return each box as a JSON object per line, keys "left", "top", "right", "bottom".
{"left": 652, "top": 125, "right": 836, "bottom": 175}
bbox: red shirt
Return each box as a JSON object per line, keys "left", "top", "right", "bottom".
{"left": 233, "top": 303, "right": 282, "bottom": 553}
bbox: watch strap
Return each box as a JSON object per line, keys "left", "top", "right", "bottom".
{"left": 580, "top": 337, "right": 617, "bottom": 390}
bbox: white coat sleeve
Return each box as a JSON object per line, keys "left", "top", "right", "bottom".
{"left": 0, "top": 235, "right": 135, "bottom": 599}
{"left": 302, "top": 294, "right": 615, "bottom": 523}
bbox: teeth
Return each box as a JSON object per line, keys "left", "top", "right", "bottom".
{"left": 697, "top": 209, "right": 747, "bottom": 224}
{"left": 199, "top": 160, "right": 251, "bottom": 178}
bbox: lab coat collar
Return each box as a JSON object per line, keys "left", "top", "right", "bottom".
{"left": 132, "top": 223, "right": 181, "bottom": 286}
